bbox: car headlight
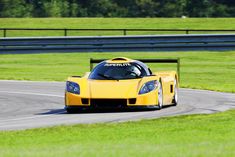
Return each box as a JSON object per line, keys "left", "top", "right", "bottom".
{"left": 66, "top": 81, "right": 80, "bottom": 94}
{"left": 139, "top": 80, "right": 159, "bottom": 95}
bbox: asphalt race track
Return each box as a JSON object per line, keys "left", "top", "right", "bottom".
{"left": 0, "top": 80, "right": 235, "bottom": 131}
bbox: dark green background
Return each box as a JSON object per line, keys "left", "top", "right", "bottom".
{"left": 0, "top": 0, "right": 235, "bottom": 17}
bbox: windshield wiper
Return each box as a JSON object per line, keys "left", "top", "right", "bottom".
{"left": 98, "top": 73, "right": 118, "bottom": 80}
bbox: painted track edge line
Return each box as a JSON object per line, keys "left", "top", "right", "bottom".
{"left": 0, "top": 91, "right": 63, "bottom": 98}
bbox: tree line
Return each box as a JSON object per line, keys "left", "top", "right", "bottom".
{"left": 0, "top": 0, "right": 235, "bottom": 17}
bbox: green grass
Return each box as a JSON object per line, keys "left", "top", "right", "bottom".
{"left": 0, "top": 109, "right": 234, "bottom": 157}
{"left": 0, "top": 51, "right": 234, "bottom": 93}
{"left": 1, "top": 18, "right": 235, "bottom": 37}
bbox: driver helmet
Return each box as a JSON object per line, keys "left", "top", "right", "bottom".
{"left": 127, "top": 65, "right": 141, "bottom": 76}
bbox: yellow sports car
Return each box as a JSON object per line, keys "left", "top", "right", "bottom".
{"left": 65, "top": 57, "right": 179, "bottom": 113}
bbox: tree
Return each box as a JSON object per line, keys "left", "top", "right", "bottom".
{"left": 0, "top": 0, "right": 32, "bottom": 17}
{"left": 42, "top": 0, "right": 61, "bottom": 17}
{"left": 0, "top": 0, "right": 235, "bottom": 18}
{"left": 25, "top": 0, "right": 45, "bottom": 17}
{"left": 211, "top": 3, "right": 229, "bottom": 17}
{"left": 134, "top": 0, "right": 160, "bottom": 17}
{"left": 186, "top": 0, "right": 213, "bottom": 17}
{"left": 158, "top": 0, "right": 186, "bottom": 17}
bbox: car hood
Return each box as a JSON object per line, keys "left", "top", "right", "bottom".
{"left": 88, "top": 79, "right": 142, "bottom": 98}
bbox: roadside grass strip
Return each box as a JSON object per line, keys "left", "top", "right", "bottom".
{"left": 0, "top": 51, "right": 234, "bottom": 93}
{"left": 0, "top": 18, "right": 234, "bottom": 37}
{"left": 0, "top": 109, "right": 234, "bottom": 157}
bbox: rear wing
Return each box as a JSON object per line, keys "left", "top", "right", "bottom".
{"left": 90, "top": 58, "right": 180, "bottom": 82}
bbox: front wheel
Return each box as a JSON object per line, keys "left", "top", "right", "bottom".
{"left": 65, "top": 107, "right": 76, "bottom": 113}
{"left": 158, "top": 81, "right": 163, "bottom": 109}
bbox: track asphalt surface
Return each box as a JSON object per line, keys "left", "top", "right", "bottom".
{"left": 0, "top": 80, "right": 235, "bottom": 130}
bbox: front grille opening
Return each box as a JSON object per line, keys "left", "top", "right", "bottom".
{"left": 82, "top": 98, "right": 89, "bottom": 104}
{"left": 90, "top": 99, "right": 127, "bottom": 108}
{"left": 129, "top": 98, "right": 136, "bottom": 104}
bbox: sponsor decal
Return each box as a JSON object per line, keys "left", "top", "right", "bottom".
{"left": 104, "top": 63, "right": 131, "bottom": 67}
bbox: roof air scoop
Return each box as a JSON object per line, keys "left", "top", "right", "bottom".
{"left": 111, "top": 57, "right": 129, "bottom": 61}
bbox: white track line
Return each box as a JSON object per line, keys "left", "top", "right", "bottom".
{"left": 0, "top": 111, "right": 65, "bottom": 124}
{"left": 0, "top": 91, "right": 63, "bottom": 98}
{"left": 0, "top": 91, "right": 64, "bottom": 123}
{"left": 0, "top": 80, "right": 63, "bottom": 83}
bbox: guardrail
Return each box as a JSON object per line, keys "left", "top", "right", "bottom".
{"left": 1, "top": 28, "right": 235, "bottom": 37}
{"left": 1, "top": 34, "right": 235, "bottom": 53}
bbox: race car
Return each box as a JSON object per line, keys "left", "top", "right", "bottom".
{"left": 65, "top": 57, "right": 179, "bottom": 113}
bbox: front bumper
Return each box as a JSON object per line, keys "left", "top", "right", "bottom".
{"left": 65, "top": 90, "right": 159, "bottom": 108}
{"left": 64, "top": 104, "right": 160, "bottom": 112}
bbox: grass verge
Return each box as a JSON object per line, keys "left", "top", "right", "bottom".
{"left": 0, "top": 18, "right": 235, "bottom": 36}
{"left": 0, "top": 109, "right": 234, "bottom": 157}
{"left": 0, "top": 51, "right": 234, "bottom": 93}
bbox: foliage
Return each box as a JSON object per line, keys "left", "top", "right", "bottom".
{"left": 0, "top": 0, "right": 235, "bottom": 17}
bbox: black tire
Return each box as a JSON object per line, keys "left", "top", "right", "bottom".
{"left": 65, "top": 107, "right": 76, "bottom": 113}
{"left": 65, "top": 106, "right": 84, "bottom": 113}
{"left": 172, "top": 78, "right": 178, "bottom": 106}
{"left": 158, "top": 81, "right": 163, "bottom": 109}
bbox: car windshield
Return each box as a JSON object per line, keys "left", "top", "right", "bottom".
{"left": 89, "top": 62, "right": 147, "bottom": 80}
